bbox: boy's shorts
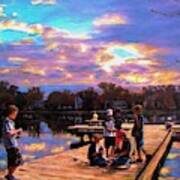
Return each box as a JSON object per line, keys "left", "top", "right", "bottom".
{"left": 135, "top": 137, "right": 144, "bottom": 151}
{"left": 6, "top": 147, "right": 23, "bottom": 168}
{"left": 104, "top": 137, "right": 115, "bottom": 148}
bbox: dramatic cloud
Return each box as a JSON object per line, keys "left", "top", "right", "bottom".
{"left": 0, "top": 20, "right": 44, "bottom": 35}
{"left": 119, "top": 70, "right": 180, "bottom": 85}
{"left": 0, "top": 0, "right": 179, "bottom": 91}
{"left": 95, "top": 42, "right": 164, "bottom": 73}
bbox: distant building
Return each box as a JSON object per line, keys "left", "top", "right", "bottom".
{"left": 105, "top": 100, "right": 128, "bottom": 110}
{"left": 74, "top": 96, "right": 83, "bottom": 110}
{"left": 33, "top": 100, "right": 44, "bottom": 109}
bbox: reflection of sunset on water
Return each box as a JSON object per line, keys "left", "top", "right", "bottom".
{"left": 0, "top": 132, "right": 79, "bottom": 170}
{"left": 24, "top": 143, "right": 46, "bottom": 152}
{"left": 23, "top": 155, "right": 35, "bottom": 161}
{"left": 167, "top": 153, "right": 180, "bottom": 160}
{"left": 160, "top": 166, "right": 171, "bottom": 177}
{"left": 160, "top": 142, "right": 180, "bottom": 179}
{"left": 173, "top": 143, "right": 180, "bottom": 149}
{"left": 51, "top": 147, "right": 64, "bottom": 154}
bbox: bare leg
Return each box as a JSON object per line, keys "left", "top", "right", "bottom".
{"left": 7, "top": 166, "right": 17, "bottom": 177}
{"left": 137, "top": 147, "right": 147, "bottom": 161}
{"left": 110, "top": 146, "right": 115, "bottom": 158}
{"left": 141, "top": 147, "right": 147, "bottom": 160}
{"left": 136, "top": 144, "right": 143, "bottom": 161}
{"left": 142, "top": 147, "right": 146, "bottom": 155}
{"left": 138, "top": 149, "right": 142, "bottom": 160}
{"left": 130, "top": 138, "right": 137, "bottom": 161}
{"left": 106, "top": 148, "right": 109, "bottom": 158}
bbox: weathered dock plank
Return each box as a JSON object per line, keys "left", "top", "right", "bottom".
{"left": 138, "top": 130, "right": 172, "bottom": 180}
{"left": 1, "top": 125, "right": 168, "bottom": 180}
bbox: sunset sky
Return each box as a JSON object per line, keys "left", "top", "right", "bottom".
{"left": 0, "top": 0, "right": 180, "bottom": 92}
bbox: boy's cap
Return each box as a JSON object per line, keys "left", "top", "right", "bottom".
{"left": 106, "top": 109, "right": 113, "bottom": 116}
{"left": 167, "top": 117, "right": 172, "bottom": 121}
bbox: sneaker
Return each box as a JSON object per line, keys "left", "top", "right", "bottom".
{"left": 5, "top": 175, "right": 19, "bottom": 180}
{"left": 12, "top": 176, "right": 20, "bottom": 180}
{"left": 5, "top": 175, "right": 13, "bottom": 180}
{"left": 130, "top": 159, "right": 136, "bottom": 164}
{"left": 146, "top": 154, "right": 152, "bottom": 162}
{"left": 136, "top": 159, "right": 143, "bottom": 163}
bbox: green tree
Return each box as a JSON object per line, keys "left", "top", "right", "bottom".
{"left": 46, "top": 91, "right": 74, "bottom": 110}
{"left": 25, "top": 87, "right": 44, "bottom": 109}
{"left": 77, "top": 87, "right": 100, "bottom": 110}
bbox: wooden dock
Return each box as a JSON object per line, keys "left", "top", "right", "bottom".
{"left": 1, "top": 125, "right": 168, "bottom": 180}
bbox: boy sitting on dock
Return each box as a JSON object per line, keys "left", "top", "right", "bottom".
{"left": 110, "top": 133, "right": 131, "bottom": 168}
{"left": 2, "top": 105, "right": 23, "bottom": 180}
{"left": 87, "top": 134, "right": 107, "bottom": 167}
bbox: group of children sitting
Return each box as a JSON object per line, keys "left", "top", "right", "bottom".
{"left": 88, "top": 105, "right": 146, "bottom": 168}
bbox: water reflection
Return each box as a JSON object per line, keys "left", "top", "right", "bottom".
{"left": 0, "top": 121, "right": 79, "bottom": 170}
{"left": 18, "top": 113, "right": 77, "bottom": 135}
{"left": 159, "top": 142, "right": 180, "bottom": 179}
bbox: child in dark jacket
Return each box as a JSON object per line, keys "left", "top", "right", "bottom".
{"left": 132, "top": 105, "right": 146, "bottom": 162}
{"left": 88, "top": 134, "right": 107, "bottom": 167}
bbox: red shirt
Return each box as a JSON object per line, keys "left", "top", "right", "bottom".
{"left": 115, "top": 129, "right": 126, "bottom": 146}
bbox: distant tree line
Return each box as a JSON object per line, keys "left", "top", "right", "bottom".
{"left": 0, "top": 81, "right": 180, "bottom": 112}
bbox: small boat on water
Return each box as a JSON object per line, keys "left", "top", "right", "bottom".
{"left": 68, "top": 112, "right": 104, "bottom": 142}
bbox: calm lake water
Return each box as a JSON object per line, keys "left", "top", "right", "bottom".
{"left": 159, "top": 142, "right": 180, "bottom": 179}
{"left": 0, "top": 122, "right": 79, "bottom": 170}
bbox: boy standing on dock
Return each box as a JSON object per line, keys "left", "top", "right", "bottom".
{"left": 131, "top": 105, "right": 146, "bottom": 163}
{"left": 104, "top": 109, "right": 116, "bottom": 158}
{"left": 2, "top": 105, "right": 23, "bottom": 180}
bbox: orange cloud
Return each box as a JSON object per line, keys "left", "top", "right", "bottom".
{"left": 125, "top": 59, "right": 160, "bottom": 67}
{"left": 93, "top": 13, "right": 128, "bottom": 27}
{"left": 131, "top": 44, "right": 166, "bottom": 57}
{"left": 96, "top": 49, "right": 115, "bottom": 72}
{"left": 0, "top": 68, "right": 11, "bottom": 74}
{"left": 0, "top": 20, "right": 44, "bottom": 35}
{"left": 13, "top": 38, "right": 35, "bottom": 46}
{"left": 96, "top": 43, "right": 140, "bottom": 72}
{"left": 151, "top": 71, "right": 180, "bottom": 85}
{"left": 22, "top": 79, "right": 31, "bottom": 86}
{"left": 8, "top": 56, "right": 28, "bottom": 63}
{"left": 120, "top": 72, "right": 149, "bottom": 84}
{"left": 22, "top": 66, "right": 46, "bottom": 76}
{"left": 43, "top": 27, "right": 91, "bottom": 41}
{"left": 61, "top": 30, "right": 91, "bottom": 40}
{"left": 95, "top": 42, "right": 164, "bottom": 73}
{"left": 119, "top": 70, "right": 180, "bottom": 85}
{"left": 45, "top": 42, "right": 59, "bottom": 51}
